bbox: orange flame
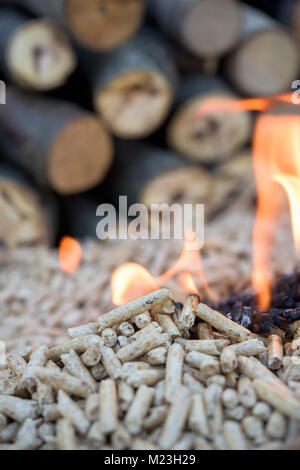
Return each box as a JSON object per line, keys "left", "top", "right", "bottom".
{"left": 196, "top": 93, "right": 300, "bottom": 310}
{"left": 59, "top": 237, "right": 82, "bottom": 274}
{"left": 111, "top": 263, "right": 159, "bottom": 306}
{"left": 111, "top": 231, "right": 218, "bottom": 306}
{"left": 196, "top": 94, "right": 292, "bottom": 116}
{"left": 252, "top": 114, "right": 300, "bottom": 308}
{"left": 179, "top": 273, "right": 199, "bottom": 295}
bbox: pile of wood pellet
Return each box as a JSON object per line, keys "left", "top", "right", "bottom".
{"left": 1, "top": 288, "right": 300, "bottom": 450}
{"left": 0, "top": 209, "right": 295, "bottom": 353}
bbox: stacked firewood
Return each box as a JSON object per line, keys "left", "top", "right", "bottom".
{"left": 0, "top": 0, "right": 299, "bottom": 247}
{"left": 1, "top": 288, "right": 300, "bottom": 450}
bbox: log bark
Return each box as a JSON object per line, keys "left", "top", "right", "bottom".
{"left": 81, "top": 30, "right": 178, "bottom": 139}
{"left": 0, "top": 164, "right": 57, "bottom": 248}
{"left": 147, "top": 0, "right": 242, "bottom": 58}
{"left": 0, "top": 87, "right": 113, "bottom": 195}
{"left": 0, "top": 6, "right": 76, "bottom": 91}
{"left": 19, "top": 0, "right": 145, "bottom": 51}
{"left": 167, "top": 75, "right": 252, "bottom": 164}
{"left": 277, "top": 0, "right": 300, "bottom": 45}
{"left": 226, "top": 3, "right": 300, "bottom": 96}
{"left": 107, "top": 141, "right": 212, "bottom": 208}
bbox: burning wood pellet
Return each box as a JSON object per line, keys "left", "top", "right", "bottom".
{"left": 0, "top": 289, "right": 300, "bottom": 450}
{"left": 98, "top": 289, "right": 174, "bottom": 331}
{"left": 196, "top": 304, "right": 253, "bottom": 342}
{"left": 268, "top": 335, "right": 284, "bottom": 370}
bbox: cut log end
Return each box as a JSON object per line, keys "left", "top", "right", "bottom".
{"left": 182, "top": 0, "right": 241, "bottom": 58}
{"left": 167, "top": 92, "right": 252, "bottom": 164}
{"left": 0, "top": 178, "right": 50, "bottom": 248}
{"left": 230, "top": 29, "right": 300, "bottom": 96}
{"left": 95, "top": 70, "right": 173, "bottom": 138}
{"left": 140, "top": 167, "right": 211, "bottom": 207}
{"left": 66, "top": 0, "right": 144, "bottom": 50}
{"left": 7, "top": 20, "right": 76, "bottom": 91}
{"left": 48, "top": 116, "right": 113, "bottom": 195}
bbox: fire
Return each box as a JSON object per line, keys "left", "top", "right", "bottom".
{"left": 178, "top": 273, "right": 199, "bottom": 295}
{"left": 252, "top": 113, "right": 300, "bottom": 308}
{"left": 111, "top": 263, "right": 159, "bottom": 306}
{"left": 59, "top": 236, "right": 82, "bottom": 274}
{"left": 196, "top": 94, "right": 292, "bottom": 116}
{"left": 111, "top": 231, "right": 218, "bottom": 306}
{"left": 198, "top": 93, "right": 300, "bottom": 309}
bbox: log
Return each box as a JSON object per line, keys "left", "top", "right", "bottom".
{"left": 147, "top": 0, "right": 242, "bottom": 58}
{"left": 0, "top": 164, "right": 56, "bottom": 248}
{"left": 226, "top": 3, "right": 300, "bottom": 96}
{"left": 81, "top": 30, "right": 178, "bottom": 139}
{"left": 167, "top": 75, "right": 252, "bottom": 164}
{"left": 107, "top": 141, "right": 212, "bottom": 208}
{"left": 19, "top": 0, "right": 145, "bottom": 51}
{"left": 208, "top": 149, "right": 256, "bottom": 218}
{"left": 276, "top": 0, "right": 300, "bottom": 45}
{"left": 0, "top": 6, "right": 76, "bottom": 91}
{"left": 0, "top": 87, "right": 113, "bottom": 195}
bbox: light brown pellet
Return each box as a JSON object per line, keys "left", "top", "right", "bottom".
{"left": 165, "top": 343, "right": 184, "bottom": 403}
{"left": 266, "top": 411, "right": 287, "bottom": 439}
{"left": 242, "top": 416, "right": 266, "bottom": 445}
{"left": 188, "top": 394, "right": 209, "bottom": 437}
{"left": 238, "top": 377, "right": 257, "bottom": 408}
{"left": 134, "top": 312, "right": 152, "bottom": 330}
{"left": 61, "top": 350, "right": 97, "bottom": 392}
{"left": 223, "top": 420, "right": 248, "bottom": 450}
{"left": 56, "top": 418, "right": 77, "bottom": 450}
{"left": 99, "top": 379, "right": 118, "bottom": 435}
{"left": 125, "top": 385, "right": 154, "bottom": 435}
{"left": 101, "top": 346, "right": 122, "bottom": 380}
{"left": 204, "top": 384, "right": 223, "bottom": 434}
{"left": 101, "top": 328, "right": 117, "bottom": 348}
{"left": 142, "top": 347, "right": 167, "bottom": 366}
{"left": 117, "top": 322, "right": 135, "bottom": 337}
{"left": 268, "top": 335, "right": 283, "bottom": 370}
{"left": 222, "top": 389, "right": 239, "bottom": 409}
{"left": 127, "top": 369, "right": 165, "bottom": 388}
{"left": 58, "top": 390, "right": 89, "bottom": 435}
{"left": 81, "top": 345, "right": 101, "bottom": 368}
{"left": 160, "top": 386, "right": 192, "bottom": 449}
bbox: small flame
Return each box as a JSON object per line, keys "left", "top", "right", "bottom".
{"left": 196, "top": 94, "right": 292, "bottom": 116}
{"left": 111, "top": 263, "right": 159, "bottom": 306}
{"left": 111, "top": 231, "right": 218, "bottom": 306}
{"left": 59, "top": 237, "right": 82, "bottom": 274}
{"left": 179, "top": 273, "right": 199, "bottom": 295}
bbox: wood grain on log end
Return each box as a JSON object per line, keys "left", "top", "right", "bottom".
{"left": 141, "top": 166, "right": 211, "bottom": 207}
{"left": 66, "top": 0, "right": 144, "bottom": 51}
{"left": 148, "top": 0, "right": 241, "bottom": 58}
{"left": 167, "top": 91, "right": 252, "bottom": 164}
{"left": 0, "top": 169, "right": 52, "bottom": 248}
{"left": 48, "top": 116, "right": 113, "bottom": 195}
{"left": 95, "top": 69, "right": 173, "bottom": 139}
{"left": 228, "top": 29, "right": 300, "bottom": 96}
{"left": 181, "top": 0, "right": 241, "bottom": 58}
{"left": 7, "top": 19, "right": 76, "bottom": 91}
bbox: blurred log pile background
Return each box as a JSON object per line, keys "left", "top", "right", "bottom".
{"left": 0, "top": 0, "right": 299, "bottom": 247}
